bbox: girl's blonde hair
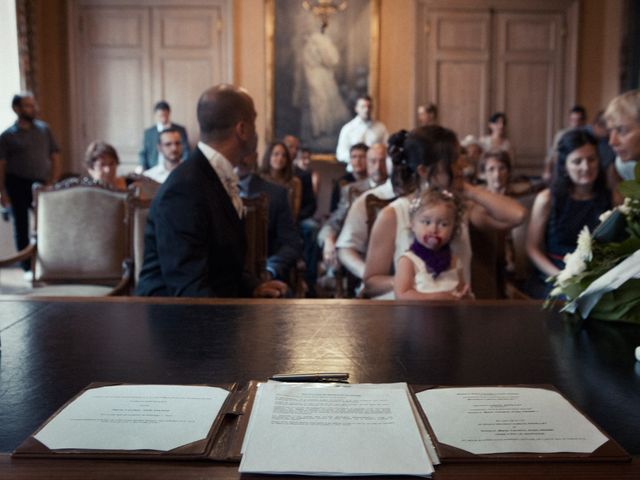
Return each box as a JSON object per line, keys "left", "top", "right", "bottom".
{"left": 409, "top": 187, "right": 465, "bottom": 239}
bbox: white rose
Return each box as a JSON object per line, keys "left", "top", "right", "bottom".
{"left": 575, "top": 226, "right": 592, "bottom": 262}
{"left": 598, "top": 209, "right": 613, "bottom": 223}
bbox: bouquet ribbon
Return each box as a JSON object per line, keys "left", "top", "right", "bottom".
{"left": 563, "top": 250, "right": 640, "bottom": 318}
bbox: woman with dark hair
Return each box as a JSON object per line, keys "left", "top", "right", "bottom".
{"left": 525, "top": 129, "right": 611, "bottom": 298}
{"left": 84, "top": 141, "right": 127, "bottom": 190}
{"left": 479, "top": 112, "right": 515, "bottom": 162}
{"left": 363, "top": 125, "right": 526, "bottom": 298}
{"left": 260, "top": 141, "right": 302, "bottom": 220}
{"left": 479, "top": 149, "right": 512, "bottom": 194}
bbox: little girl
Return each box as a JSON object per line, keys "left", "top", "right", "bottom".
{"left": 394, "top": 188, "right": 470, "bottom": 300}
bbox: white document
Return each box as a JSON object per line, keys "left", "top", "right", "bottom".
{"left": 34, "top": 384, "right": 229, "bottom": 451}
{"left": 417, "top": 387, "right": 607, "bottom": 455}
{"left": 240, "top": 382, "right": 434, "bottom": 476}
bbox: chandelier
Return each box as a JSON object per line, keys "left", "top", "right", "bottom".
{"left": 302, "top": 0, "right": 348, "bottom": 33}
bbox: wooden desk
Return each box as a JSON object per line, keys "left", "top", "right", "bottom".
{"left": 1, "top": 297, "right": 639, "bottom": 479}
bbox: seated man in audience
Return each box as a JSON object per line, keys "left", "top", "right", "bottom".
{"left": 142, "top": 127, "right": 183, "bottom": 183}
{"left": 236, "top": 151, "right": 302, "bottom": 283}
{"left": 335, "top": 161, "right": 397, "bottom": 282}
{"left": 330, "top": 143, "right": 368, "bottom": 212}
{"left": 139, "top": 100, "right": 189, "bottom": 170}
{"left": 136, "top": 84, "right": 287, "bottom": 298}
{"left": 318, "top": 143, "right": 387, "bottom": 274}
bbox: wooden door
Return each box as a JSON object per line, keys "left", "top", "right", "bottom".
{"left": 78, "top": 7, "right": 152, "bottom": 169}
{"left": 70, "top": 1, "right": 231, "bottom": 173}
{"left": 151, "top": 6, "right": 229, "bottom": 150}
{"left": 493, "top": 12, "right": 565, "bottom": 175}
{"left": 419, "top": 10, "right": 491, "bottom": 146}
{"left": 416, "top": 0, "right": 578, "bottom": 177}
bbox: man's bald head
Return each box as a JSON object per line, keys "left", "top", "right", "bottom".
{"left": 197, "top": 84, "right": 256, "bottom": 143}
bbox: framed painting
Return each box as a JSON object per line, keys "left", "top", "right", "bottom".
{"left": 266, "top": 0, "right": 380, "bottom": 160}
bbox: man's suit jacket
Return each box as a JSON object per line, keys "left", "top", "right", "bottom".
{"left": 136, "top": 148, "right": 256, "bottom": 297}
{"left": 240, "top": 174, "right": 302, "bottom": 281}
{"left": 139, "top": 123, "right": 190, "bottom": 169}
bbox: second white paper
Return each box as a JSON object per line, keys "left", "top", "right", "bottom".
{"left": 417, "top": 387, "right": 607, "bottom": 454}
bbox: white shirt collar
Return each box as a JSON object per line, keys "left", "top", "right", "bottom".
{"left": 157, "top": 122, "right": 172, "bottom": 132}
{"left": 198, "top": 142, "right": 236, "bottom": 180}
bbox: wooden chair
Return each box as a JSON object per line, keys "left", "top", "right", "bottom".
{"left": 365, "top": 193, "right": 395, "bottom": 237}
{"left": 0, "top": 178, "right": 133, "bottom": 296}
{"left": 242, "top": 193, "right": 270, "bottom": 282}
{"left": 469, "top": 223, "right": 507, "bottom": 299}
{"left": 130, "top": 197, "right": 152, "bottom": 286}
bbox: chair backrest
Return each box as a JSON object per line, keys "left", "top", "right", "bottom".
{"left": 242, "top": 193, "right": 269, "bottom": 281}
{"left": 365, "top": 193, "right": 395, "bottom": 237}
{"left": 130, "top": 197, "right": 152, "bottom": 284}
{"left": 33, "top": 179, "right": 131, "bottom": 284}
{"left": 469, "top": 223, "right": 507, "bottom": 299}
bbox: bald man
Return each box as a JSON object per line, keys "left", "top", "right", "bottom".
{"left": 136, "top": 84, "right": 287, "bottom": 298}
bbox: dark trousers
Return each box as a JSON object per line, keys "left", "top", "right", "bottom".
{"left": 299, "top": 217, "right": 320, "bottom": 297}
{"left": 5, "top": 174, "right": 35, "bottom": 271}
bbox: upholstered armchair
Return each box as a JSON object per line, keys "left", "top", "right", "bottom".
{"left": 0, "top": 178, "right": 133, "bottom": 296}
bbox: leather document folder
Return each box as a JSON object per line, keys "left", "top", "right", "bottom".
{"left": 12, "top": 381, "right": 259, "bottom": 462}
{"left": 410, "top": 385, "right": 630, "bottom": 464}
{"left": 12, "top": 382, "right": 629, "bottom": 466}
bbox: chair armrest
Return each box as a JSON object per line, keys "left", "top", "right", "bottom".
{"left": 0, "top": 244, "right": 35, "bottom": 268}
{"left": 108, "top": 258, "right": 133, "bottom": 296}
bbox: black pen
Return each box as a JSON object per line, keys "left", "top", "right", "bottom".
{"left": 269, "top": 372, "right": 350, "bottom": 382}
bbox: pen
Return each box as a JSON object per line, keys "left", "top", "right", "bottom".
{"left": 269, "top": 372, "right": 350, "bottom": 382}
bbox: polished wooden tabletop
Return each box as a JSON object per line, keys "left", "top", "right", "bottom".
{"left": 0, "top": 297, "right": 639, "bottom": 479}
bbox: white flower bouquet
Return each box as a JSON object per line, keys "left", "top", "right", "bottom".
{"left": 546, "top": 164, "right": 640, "bottom": 324}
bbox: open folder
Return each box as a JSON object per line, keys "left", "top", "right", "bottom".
{"left": 12, "top": 382, "right": 259, "bottom": 461}
{"left": 13, "top": 382, "right": 629, "bottom": 470}
{"left": 411, "top": 385, "right": 630, "bottom": 463}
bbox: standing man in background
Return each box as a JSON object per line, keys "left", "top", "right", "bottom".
{"left": 335, "top": 95, "right": 387, "bottom": 167}
{"left": 139, "top": 100, "right": 189, "bottom": 170}
{"left": 0, "top": 92, "right": 60, "bottom": 273}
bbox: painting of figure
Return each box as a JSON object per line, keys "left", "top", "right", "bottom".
{"left": 271, "top": 0, "right": 375, "bottom": 154}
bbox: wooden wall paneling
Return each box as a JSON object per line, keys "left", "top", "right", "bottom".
{"left": 79, "top": 6, "right": 151, "bottom": 170}
{"left": 416, "top": 0, "right": 578, "bottom": 177}
{"left": 493, "top": 12, "right": 564, "bottom": 175}
{"left": 152, "top": 6, "right": 229, "bottom": 148}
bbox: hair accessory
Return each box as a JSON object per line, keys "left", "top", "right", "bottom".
{"left": 409, "top": 192, "right": 422, "bottom": 215}
{"left": 441, "top": 189, "right": 454, "bottom": 199}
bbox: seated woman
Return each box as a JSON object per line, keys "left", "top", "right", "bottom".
{"left": 260, "top": 141, "right": 302, "bottom": 221}
{"left": 479, "top": 112, "right": 515, "bottom": 163}
{"left": 479, "top": 149, "right": 511, "bottom": 195}
{"left": 525, "top": 129, "right": 611, "bottom": 299}
{"left": 363, "top": 126, "right": 527, "bottom": 299}
{"left": 85, "top": 141, "right": 127, "bottom": 190}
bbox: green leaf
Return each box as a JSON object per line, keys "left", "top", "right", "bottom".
{"left": 618, "top": 180, "right": 640, "bottom": 200}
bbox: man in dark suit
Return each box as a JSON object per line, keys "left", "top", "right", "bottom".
{"left": 236, "top": 152, "right": 302, "bottom": 282}
{"left": 139, "top": 100, "right": 190, "bottom": 170}
{"left": 136, "top": 85, "right": 288, "bottom": 298}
